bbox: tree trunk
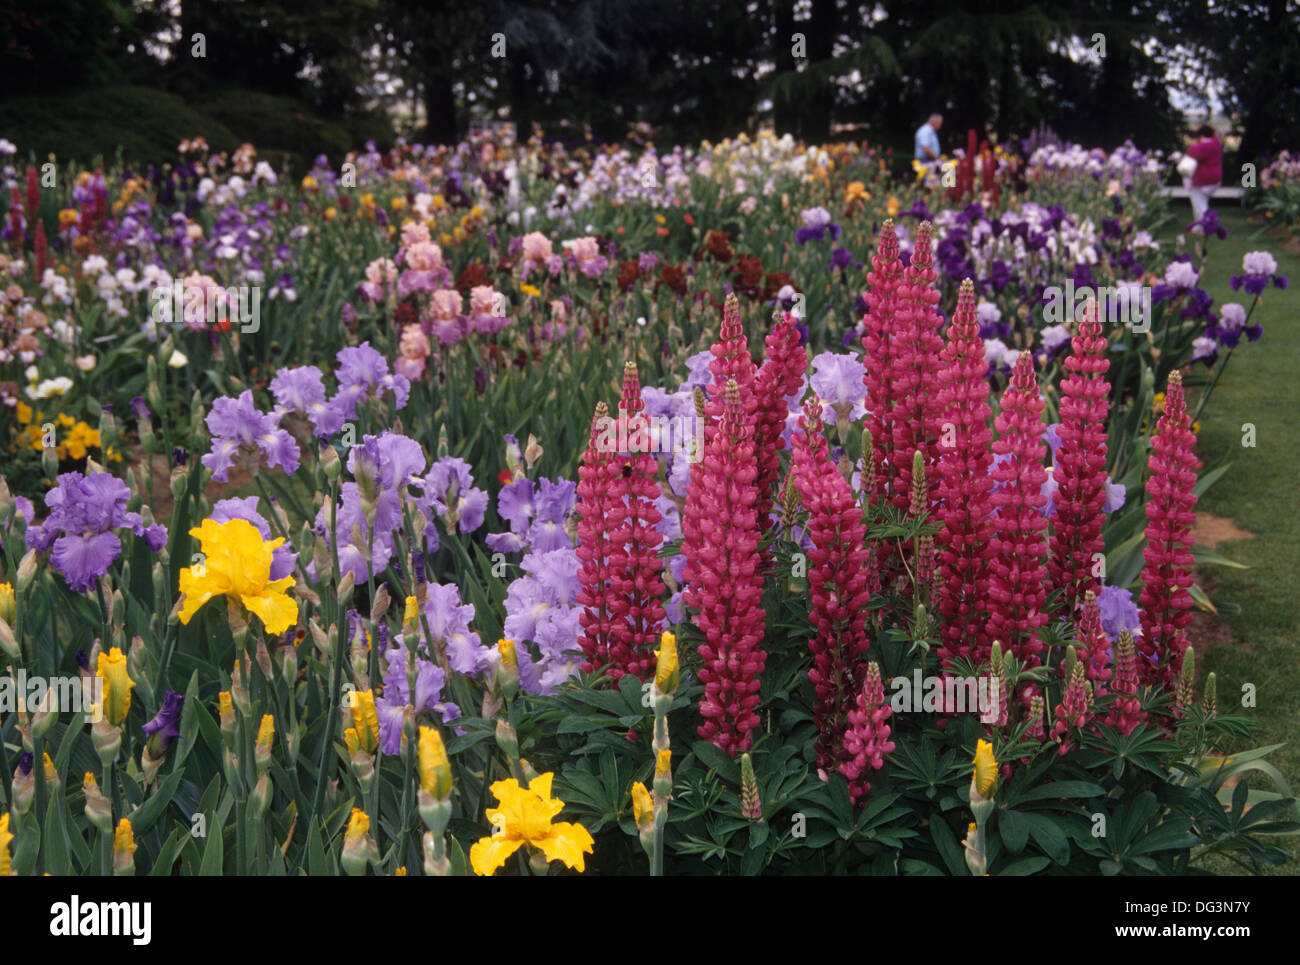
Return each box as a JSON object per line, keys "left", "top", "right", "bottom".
{"left": 423, "top": 68, "right": 458, "bottom": 145}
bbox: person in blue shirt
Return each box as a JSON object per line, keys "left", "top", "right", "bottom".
{"left": 915, "top": 114, "right": 942, "bottom": 162}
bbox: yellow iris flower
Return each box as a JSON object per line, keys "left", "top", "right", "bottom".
{"left": 0, "top": 813, "right": 12, "bottom": 876}
{"left": 470, "top": 773, "right": 594, "bottom": 876}
{"left": 973, "top": 739, "right": 998, "bottom": 798}
{"left": 654, "top": 631, "right": 678, "bottom": 693}
{"left": 96, "top": 647, "right": 135, "bottom": 726}
{"left": 630, "top": 781, "right": 653, "bottom": 827}
{"left": 347, "top": 690, "right": 380, "bottom": 754}
{"left": 178, "top": 518, "right": 298, "bottom": 635}
{"left": 418, "top": 726, "right": 453, "bottom": 798}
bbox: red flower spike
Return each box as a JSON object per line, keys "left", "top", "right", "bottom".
{"left": 986, "top": 351, "right": 1050, "bottom": 671}
{"left": 576, "top": 402, "right": 621, "bottom": 675}
{"left": 594, "top": 361, "right": 668, "bottom": 682}
{"left": 753, "top": 311, "right": 808, "bottom": 542}
{"left": 935, "top": 279, "right": 996, "bottom": 669}
{"left": 1137, "top": 371, "right": 1199, "bottom": 689}
{"left": 681, "top": 378, "right": 766, "bottom": 757}
{"left": 1102, "top": 629, "right": 1145, "bottom": 736}
{"left": 1049, "top": 303, "right": 1111, "bottom": 614}
{"left": 860, "top": 220, "right": 905, "bottom": 506}
{"left": 886, "top": 222, "right": 946, "bottom": 516}
{"left": 839, "top": 662, "right": 894, "bottom": 805}
{"left": 791, "top": 394, "right": 874, "bottom": 777}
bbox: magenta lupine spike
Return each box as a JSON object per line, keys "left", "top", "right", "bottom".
{"left": 791, "top": 394, "right": 874, "bottom": 777}
{"left": 705, "top": 292, "right": 759, "bottom": 428}
{"left": 1024, "top": 693, "right": 1047, "bottom": 743}
{"left": 989, "top": 642, "right": 1009, "bottom": 728}
{"left": 681, "top": 378, "right": 766, "bottom": 757}
{"left": 986, "top": 350, "right": 1050, "bottom": 672}
{"left": 576, "top": 402, "right": 619, "bottom": 672}
{"left": 886, "top": 222, "right": 946, "bottom": 515}
{"left": 1103, "top": 629, "right": 1145, "bottom": 735}
{"left": 594, "top": 361, "right": 667, "bottom": 682}
{"left": 861, "top": 220, "right": 905, "bottom": 506}
{"left": 1050, "top": 654, "right": 1090, "bottom": 754}
{"left": 1174, "top": 647, "right": 1196, "bottom": 719}
{"left": 1137, "top": 371, "right": 1200, "bottom": 690}
{"left": 839, "top": 662, "right": 894, "bottom": 805}
{"left": 935, "top": 279, "right": 995, "bottom": 670}
{"left": 753, "top": 311, "right": 808, "bottom": 531}
{"left": 910, "top": 450, "right": 935, "bottom": 589}
{"left": 1049, "top": 304, "right": 1112, "bottom": 614}
{"left": 1076, "top": 590, "right": 1112, "bottom": 693}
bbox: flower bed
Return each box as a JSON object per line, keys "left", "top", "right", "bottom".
{"left": 0, "top": 130, "right": 1294, "bottom": 877}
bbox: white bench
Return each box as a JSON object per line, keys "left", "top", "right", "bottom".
{"left": 1158, "top": 185, "right": 1247, "bottom": 199}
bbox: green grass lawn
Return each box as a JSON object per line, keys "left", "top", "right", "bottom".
{"left": 1160, "top": 204, "right": 1300, "bottom": 872}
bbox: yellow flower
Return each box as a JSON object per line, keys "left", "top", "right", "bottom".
{"left": 656, "top": 749, "right": 671, "bottom": 779}
{"left": 325, "top": 207, "right": 337, "bottom": 222}
{"left": 178, "top": 518, "right": 298, "bottom": 635}
{"left": 301, "top": 175, "right": 317, "bottom": 191}
{"left": 114, "top": 818, "right": 135, "bottom": 857}
{"left": 43, "top": 752, "right": 56, "bottom": 782}
{"left": 654, "top": 214, "right": 666, "bottom": 225}
{"left": 520, "top": 283, "right": 541, "bottom": 298}
{"left": 348, "top": 689, "right": 380, "bottom": 754}
{"left": 418, "top": 726, "right": 453, "bottom": 798}
{"left": 345, "top": 807, "right": 370, "bottom": 844}
{"left": 344, "top": 727, "right": 361, "bottom": 755}
{"left": 58, "top": 209, "right": 79, "bottom": 228}
{"left": 15, "top": 402, "right": 32, "bottom": 426}
{"left": 469, "top": 773, "right": 594, "bottom": 876}
{"left": 973, "top": 739, "right": 998, "bottom": 798}
{"left": 96, "top": 647, "right": 134, "bottom": 725}
{"left": 886, "top": 196, "right": 900, "bottom": 218}
{"left": 0, "top": 813, "right": 13, "bottom": 876}
{"left": 391, "top": 197, "right": 406, "bottom": 212}
{"left": 497, "top": 638, "right": 517, "bottom": 669}
{"left": 256, "top": 714, "right": 275, "bottom": 749}
{"left": 654, "top": 631, "right": 678, "bottom": 693}
{"left": 0, "top": 582, "right": 14, "bottom": 626}
{"left": 630, "top": 781, "right": 653, "bottom": 827}
{"left": 844, "top": 181, "right": 869, "bottom": 202}
{"left": 393, "top": 866, "right": 407, "bottom": 876}
{"left": 404, "top": 594, "right": 419, "bottom": 624}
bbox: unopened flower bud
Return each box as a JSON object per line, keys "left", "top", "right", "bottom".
{"left": 113, "top": 819, "right": 136, "bottom": 876}
{"left": 83, "top": 772, "right": 112, "bottom": 834}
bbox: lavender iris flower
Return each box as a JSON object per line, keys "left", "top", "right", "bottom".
{"left": 26, "top": 472, "right": 167, "bottom": 591}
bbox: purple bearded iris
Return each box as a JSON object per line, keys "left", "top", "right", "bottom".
{"left": 312, "top": 431, "right": 426, "bottom": 583}
{"left": 809, "top": 351, "right": 867, "bottom": 426}
{"left": 270, "top": 365, "right": 345, "bottom": 438}
{"left": 502, "top": 547, "right": 584, "bottom": 694}
{"left": 143, "top": 691, "right": 185, "bottom": 755}
{"left": 329, "top": 342, "right": 411, "bottom": 421}
{"left": 201, "top": 390, "right": 300, "bottom": 482}
{"left": 26, "top": 472, "right": 167, "bottom": 591}
{"left": 375, "top": 635, "right": 462, "bottom": 754}
{"left": 486, "top": 476, "right": 576, "bottom": 555}
{"left": 420, "top": 456, "right": 488, "bottom": 535}
{"left": 1096, "top": 584, "right": 1143, "bottom": 643}
{"left": 795, "top": 206, "right": 841, "bottom": 245}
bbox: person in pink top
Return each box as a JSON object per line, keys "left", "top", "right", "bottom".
{"left": 1182, "top": 124, "right": 1223, "bottom": 230}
